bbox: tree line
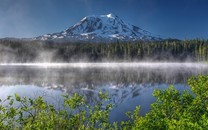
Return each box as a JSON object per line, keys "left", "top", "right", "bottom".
{"left": 0, "top": 39, "right": 208, "bottom": 62}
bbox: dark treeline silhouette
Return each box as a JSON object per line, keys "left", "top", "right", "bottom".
{"left": 0, "top": 39, "right": 208, "bottom": 62}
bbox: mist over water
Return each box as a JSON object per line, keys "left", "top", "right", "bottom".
{"left": 0, "top": 62, "right": 207, "bottom": 85}
{"left": 0, "top": 62, "right": 207, "bottom": 122}
{"left": 0, "top": 62, "right": 208, "bottom": 68}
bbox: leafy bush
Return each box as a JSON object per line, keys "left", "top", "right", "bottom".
{"left": 0, "top": 75, "right": 208, "bottom": 129}
{"left": 0, "top": 92, "right": 116, "bottom": 130}
{"left": 121, "top": 75, "right": 208, "bottom": 129}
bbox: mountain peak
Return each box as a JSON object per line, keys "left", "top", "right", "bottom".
{"left": 35, "top": 14, "right": 162, "bottom": 42}
{"left": 106, "top": 13, "right": 117, "bottom": 18}
{"left": 82, "top": 13, "right": 119, "bottom": 21}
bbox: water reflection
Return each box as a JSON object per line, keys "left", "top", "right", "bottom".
{"left": 0, "top": 63, "right": 207, "bottom": 122}
{"left": 0, "top": 63, "right": 207, "bottom": 88}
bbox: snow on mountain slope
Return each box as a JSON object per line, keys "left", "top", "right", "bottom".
{"left": 35, "top": 13, "right": 162, "bottom": 42}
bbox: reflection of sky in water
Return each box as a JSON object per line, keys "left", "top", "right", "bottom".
{"left": 0, "top": 85, "right": 62, "bottom": 99}
{"left": 0, "top": 63, "right": 207, "bottom": 122}
{"left": 0, "top": 85, "right": 64, "bottom": 110}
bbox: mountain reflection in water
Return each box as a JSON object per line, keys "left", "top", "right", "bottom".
{"left": 0, "top": 63, "right": 207, "bottom": 122}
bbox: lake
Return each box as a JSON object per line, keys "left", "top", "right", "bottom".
{"left": 0, "top": 62, "right": 208, "bottom": 122}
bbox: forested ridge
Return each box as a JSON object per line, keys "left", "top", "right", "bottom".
{"left": 0, "top": 39, "right": 208, "bottom": 62}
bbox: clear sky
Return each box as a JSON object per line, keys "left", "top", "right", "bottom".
{"left": 1, "top": 0, "right": 208, "bottom": 40}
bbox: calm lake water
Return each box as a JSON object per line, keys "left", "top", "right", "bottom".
{"left": 0, "top": 63, "right": 208, "bottom": 122}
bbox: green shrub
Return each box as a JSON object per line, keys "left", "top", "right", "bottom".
{"left": 122, "top": 75, "right": 208, "bottom": 130}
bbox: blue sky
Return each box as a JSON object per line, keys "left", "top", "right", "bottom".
{"left": 1, "top": 0, "right": 208, "bottom": 39}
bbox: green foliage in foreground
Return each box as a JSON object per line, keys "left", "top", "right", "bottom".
{"left": 0, "top": 75, "right": 208, "bottom": 130}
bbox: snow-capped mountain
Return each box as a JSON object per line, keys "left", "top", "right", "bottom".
{"left": 35, "top": 13, "right": 162, "bottom": 42}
